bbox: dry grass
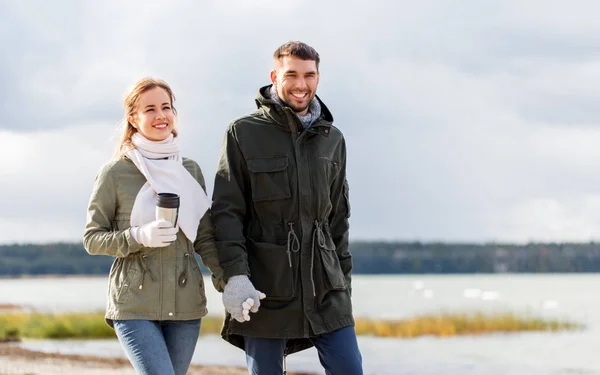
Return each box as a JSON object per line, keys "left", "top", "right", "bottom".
{"left": 355, "top": 312, "right": 582, "bottom": 338}
{"left": 0, "top": 311, "right": 581, "bottom": 341}
{"left": 0, "top": 312, "right": 225, "bottom": 340}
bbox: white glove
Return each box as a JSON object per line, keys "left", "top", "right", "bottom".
{"left": 223, "top": 275, "right": 266, "bottom": 323}
{"left": 130, "top": 220, "right": 178, "bottom": 248}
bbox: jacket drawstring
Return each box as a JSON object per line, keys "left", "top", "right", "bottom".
{"left": 310, "top": 219, "right": 325, "bottom": 297}
{"left": 286, "top": 222, "right": 300, "bottom": 267}
{"left": 178, "top": 252, "right": 194, "bottom": 287}
{"left": 314, "top": 219, "right": 326, "bottom": 248}
{"left": 287, "top": 220, "right": 325, "bottom": 297}
{"left": 137, "top": 254, "right": 156, "bottom": 290}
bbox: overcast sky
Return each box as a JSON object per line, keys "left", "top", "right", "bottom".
{"left": 3, "top": 0, "right": 600, "bottom": 244}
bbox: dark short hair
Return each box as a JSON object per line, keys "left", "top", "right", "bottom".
{"left": 273, "top": 41, "right": 320, "bottom": 69}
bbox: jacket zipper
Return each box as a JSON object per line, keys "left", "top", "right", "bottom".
{"left": 288, "top": 111, "right": 312, "bottom": 336}
{"left": 306, "top": 123, "right": 329, "bottom": 298}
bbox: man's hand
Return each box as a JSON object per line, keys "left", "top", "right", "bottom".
{"left": 223, "top": 275, "right": 266, "bottom": 323}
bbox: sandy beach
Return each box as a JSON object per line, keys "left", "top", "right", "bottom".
{"left": 0, "top": 344, "right": 316, "bottom": 375}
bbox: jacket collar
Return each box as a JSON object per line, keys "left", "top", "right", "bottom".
{"left": 255, "top": 85, "right": 334, "bottom": 135}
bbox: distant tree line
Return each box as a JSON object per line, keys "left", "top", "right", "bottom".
{"left": 2, "top": 241, "right": 600, "bottom": 276}
{"left": 350, "top": 241, "right": 600, "bottom": 273}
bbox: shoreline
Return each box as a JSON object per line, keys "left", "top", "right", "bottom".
{"left": 0, "top": 344, "right": 317, "bottom": 375}
{"left": 0, "top": 274, "right": 107, "bottom": 280}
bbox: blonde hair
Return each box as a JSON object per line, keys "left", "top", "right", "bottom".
{"left": 115, "top": 77, "right": 178, "bottom": 156}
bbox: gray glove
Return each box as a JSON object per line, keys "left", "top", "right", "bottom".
{"left": 223, "top": 275, "right": 266, "bottom": 323}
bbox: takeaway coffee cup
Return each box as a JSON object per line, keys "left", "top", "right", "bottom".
{"left": 156, "top": 193, "right": 179, "bottom": 227}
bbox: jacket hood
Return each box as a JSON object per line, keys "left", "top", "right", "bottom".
{"left": 255, "top": 85, "right": 334, "bottom": 127}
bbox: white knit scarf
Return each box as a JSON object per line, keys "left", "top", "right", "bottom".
{"left": 126, "top": 133, "right": 210, "bottom": 243}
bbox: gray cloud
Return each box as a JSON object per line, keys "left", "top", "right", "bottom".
{"left": 3, "top": 0, "right": 600, "bottom": 243}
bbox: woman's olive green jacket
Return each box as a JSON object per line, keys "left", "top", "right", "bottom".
{"left": 83, "top": 156, "right": 224, "bottom": 326}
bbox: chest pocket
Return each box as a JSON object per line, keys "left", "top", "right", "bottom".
{"left": 247, "top": 156, "right": 291, "bottom": 202}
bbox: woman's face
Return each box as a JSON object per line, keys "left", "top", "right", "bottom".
{"left": 130, "top": 87, "right": 175, "bottom": 141}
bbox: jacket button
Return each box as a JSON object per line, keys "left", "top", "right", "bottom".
{"left": 168, "top": 312, "right": 173, "bottom": 316}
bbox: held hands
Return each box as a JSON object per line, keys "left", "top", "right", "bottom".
{"left": 223, "top": 275, "right": 266, "bottom": 323}
{"left": 130, "top": 219, "right": 178, "bottom": 248}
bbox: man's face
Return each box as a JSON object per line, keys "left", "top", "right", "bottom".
{"left": 270, "top": 56, "right": 320, "bottom": 116}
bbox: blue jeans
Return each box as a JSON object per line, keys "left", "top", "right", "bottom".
{"left": 244, "top": 326, "right": 363, "bottom": 375}
{"left": 114, "top": 319, "right": 201, "bottom": 375}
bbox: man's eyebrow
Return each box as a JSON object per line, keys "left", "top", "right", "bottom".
{"left": 284, "top": 69, "right": 317, "bottom": 75}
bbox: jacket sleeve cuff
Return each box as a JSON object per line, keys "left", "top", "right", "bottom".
{"left": 211, "top": 275, "right": 227, "bottom": 293}
{"left": 124, "top": 229, "right": 144, "bottom": 254}
{"left": 222, "top": 263, "right": 250, "bottom": 283}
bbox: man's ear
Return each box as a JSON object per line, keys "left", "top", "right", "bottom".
{"left": 270, "top": 70, "right": 277, "bottom": 85}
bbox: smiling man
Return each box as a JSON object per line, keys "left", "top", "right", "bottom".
{"left": 211, "top": 41, "right": 363, "bottom": 375}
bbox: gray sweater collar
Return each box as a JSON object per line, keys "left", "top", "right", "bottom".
{"left": 268, "top": 85, "right": 322, "bottom": 129}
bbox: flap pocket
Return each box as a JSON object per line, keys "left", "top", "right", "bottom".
{"left": 247, "top": 238, "right": 295, "bottom": 301}
{"left": 247, "top": 156, "right": 288, "bottom": 173}
{"left": 246, "top": 156, "right": 291, "bottom": 202}
{"left": 109, "top": 259, "right": 139, "bottom": 304}
{"left": 316, "top": 228, "right": 348, "bottom": 293}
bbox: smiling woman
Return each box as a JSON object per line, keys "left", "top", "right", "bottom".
{"left": 82, "top": 77, "right": 225, "bottom": 375}
{"left": 116, "top": 78, "right": 179, "bottom": 155}
{"left": 129, "top": 87, "right": 176, "bottom": 142}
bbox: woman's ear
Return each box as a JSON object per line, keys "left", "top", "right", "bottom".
{"left": 128, "top": 115, "right": 136, "bottom": 128}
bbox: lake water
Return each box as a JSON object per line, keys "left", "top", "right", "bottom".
{"left": 0, "top": 274, "right": 598, "bottom": 374}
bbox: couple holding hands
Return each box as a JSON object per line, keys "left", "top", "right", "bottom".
{"left": 84, "top": 41, "right": 362, "bottom": 375}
